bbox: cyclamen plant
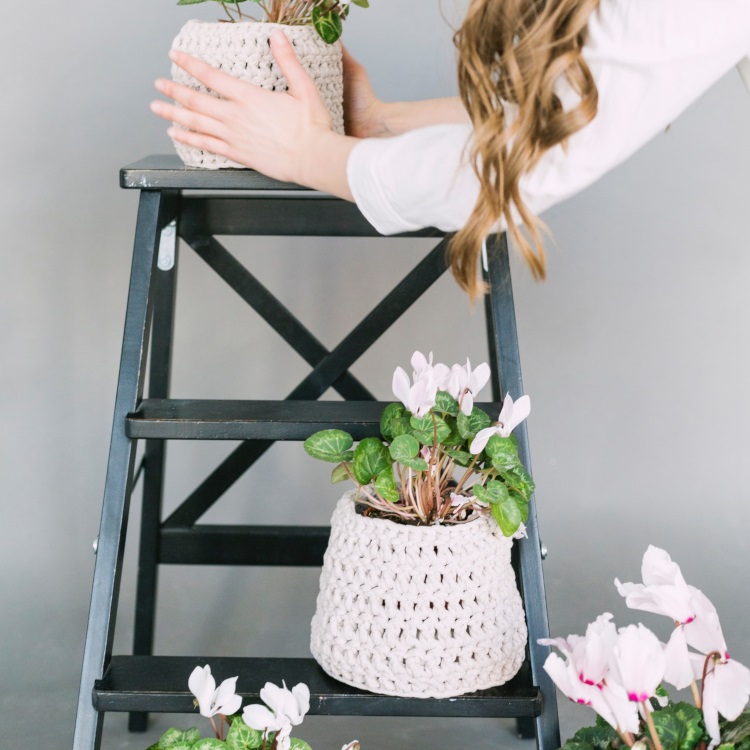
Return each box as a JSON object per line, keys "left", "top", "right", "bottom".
{"left": 146, "top": 665, "right": 359, "bottom": 750}
{"left": 303, "top": 351, "right": 534, "bottom": 535}
{"left": 175, "top": 0, "right": 369, "bottom": 44}
{"left": 541, "top": 546, "right": 750, "bottom": 750}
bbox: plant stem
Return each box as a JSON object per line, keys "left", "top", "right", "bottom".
{"left": 616, "top": 729, "right": 635, "bottom": 747}
{"left": 691, "top": 679, "right": 702, "bottom": 709}
{"left": 454, "top": 453, "right": 480, "bottom": 495}
{"left": 641, "top": 700, "right": 664, "bottom": 750}
{"left": 209, "top": 715, "right": 220, "bottom": 739}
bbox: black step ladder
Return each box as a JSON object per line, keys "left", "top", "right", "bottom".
{"left": 72, "top": 155, "right": 560, "bottom": 750}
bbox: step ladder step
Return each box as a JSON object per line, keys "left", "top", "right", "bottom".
{"left": 126, "top": 400, "right": 503, "bottom": 440}
{"left": 159, "top": 525, "right": 330, "bottom": 566}
{"left": 94, "top": 656, "right": 541, "bottom": 718}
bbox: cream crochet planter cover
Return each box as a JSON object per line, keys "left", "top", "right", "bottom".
{"left": 170, "top": 20, "right": 344, "bottom": 169}
{"left": 310, "top": 493, "right": 528, "bottom": 698}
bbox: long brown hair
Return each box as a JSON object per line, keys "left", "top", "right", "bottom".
{"left": 451, "top": 0, "right": 600, "bottom": 299}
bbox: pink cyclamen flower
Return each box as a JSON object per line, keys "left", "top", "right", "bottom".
{"left": 611, "top": 624, "right": 665, "bottom": 703}
{"left": 470, "top": 393, "right": 531, "bottom": 454}
{"left": 188, "top": 665, "right": 242, "bottom": 718}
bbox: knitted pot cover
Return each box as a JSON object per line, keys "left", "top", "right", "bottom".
{"left": 170, "top": 20, "right": 344, "bottom": 169}
{"left": 310, "top": 494, "right": 528, "bottom": 698}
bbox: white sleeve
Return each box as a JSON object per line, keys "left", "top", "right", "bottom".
{"left": 346, "top": 0, "right": 750, "bottom": 236}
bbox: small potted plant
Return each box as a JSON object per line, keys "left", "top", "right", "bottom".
{"left": 541, "top": 545, "right": 750, "bottom": 750}
{"left": 145, "top": 664, "right": 360, "bottom": 750}
{"left": 169, "top": 0, "right": 369, "bottom": 168}
{"left": 304, "top": 351, "right": 534, "bottom": 698}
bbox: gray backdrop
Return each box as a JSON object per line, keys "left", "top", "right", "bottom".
{"left": 2, "top": 0, "right": 749, "bottom": 747}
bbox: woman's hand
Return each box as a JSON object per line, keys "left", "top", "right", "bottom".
{"left": 342, "top": 45, "right": 388, "bottom": 138}
{"left": 150, "top": 32, "right": 356, "bottom": 197}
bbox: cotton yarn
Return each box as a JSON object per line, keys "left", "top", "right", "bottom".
{"left": 310, "top": 494, "right": 528, "bottom": 698}
{"left": 170, "top": 20, "right": 345, "bottom": 169}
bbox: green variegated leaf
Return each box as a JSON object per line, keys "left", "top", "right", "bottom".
{"left": 569, "top": 724, "right": 618, "bottom": 750}
{"left": 444, "top": 449, "right": 473, "bottom": 467}
{"left": 350, "top": 0, "right": 369, "bottom": 6}
{"left": 158, "top": 727, "right": 201, "bottom": 748}
{"left": 193, "top": 739, "right": 227, "bottom": 750}
{"left": 559, "top": 742, "right": 595, "bottom": 750}
{"left": 652, "top": 702, "right": 704, "bottom": 750}
{"left": 177, "top": 0, "right": 211, "bottom": 5}
{"left": 457, "top": 407, "right": 492, "bottom": 440}
{"left": 375, "top": 468, "right": 400, "bottom": 503}
{"left": 226, "top": 717, "right": 264, "bottom": 749}
{"left": 409, "top": 414, "right": 450, "bottom": 446}
{"left": 490, "top": 494, "right": 522, "bottom": 536}
{"left": 389, "top": 434, "right": 420, "bottom": 462}
{"left": 304, "top": 429, "right": 354, "bottom": 462}
{"left": 510, "top": 491, "right": 529, "bottom": 523}
{"left": 722, "top": 707, "right": 750, "bottom": 745}
{"left": 352, "top": 437, "right": 391, "bottom": 485}
{"left": 502, "top": 466, "right": 535, "bottom": 501}
{"left": 485, "top": 435, "right": 519, "bottom": 467}
{"left": 434, "top": 391, "right": 459, "bottom": 416}
{"left": 289, "top": 739, "right": 313, "bottom": 750}
{"left": 331, "top": 462, "right": 352, "bottom": 484}
{"left": 399, "top": 456, "right": 429, "bottom": 472}
{"left": 312, "top": 7, "right": 343, "bottom": 43}
{"left": 380, "top": 402, "right": 409, "bottom": 438}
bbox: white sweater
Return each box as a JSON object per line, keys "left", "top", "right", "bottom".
{"left": 346, "top": 0, "right": 750, "bottom": 235}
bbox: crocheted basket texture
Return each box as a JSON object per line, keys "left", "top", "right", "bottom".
{"left": 170, "top": 20, "right": 344, "bottom": 169}
{"left": 310, "top": 493, "right": 528, "bottom": 698}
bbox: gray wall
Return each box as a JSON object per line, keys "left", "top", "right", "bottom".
{"left": 2, "top": 1, "right": 749, "bottom": 747}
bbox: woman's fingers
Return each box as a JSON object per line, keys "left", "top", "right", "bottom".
{"left": 168, "top": 49, "right": 246, "bottom": 101}
{"left": 167, "top": 125, "right": 233, "bottom": 161}
{"left": 269, "top": 32, "right": 319, "bottom": 100}
{"left": 150, "top": 96, "right": 226, "bottom": 142}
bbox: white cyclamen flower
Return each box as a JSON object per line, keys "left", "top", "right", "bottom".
{"left": 443, "top": 358, "right": 491, "bottom": 416}
{"left": 243, "top": 680, "right": 310, "bottom": 738}
{"left": 392, "top": 355, "right": 443, "bottom": 418}
{"left": 610, "top": 624, "right": 666, "bottom": 703}
{"left": 470, "top": 392, "right": 531, "bottom": 454}
{"left": 703, "top": 654, "right": 750, "bottom": 747}
{"left": 188, "top": 665, "right": 242, "bottom": 718}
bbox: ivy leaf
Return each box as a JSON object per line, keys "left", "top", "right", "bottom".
{"left": 434, "top": 391, "right": 459, "bottom": 416}
{"left": 158, "top": 728, "right": 202, "bottom": 748}
{"left": 388, "top": 434, "right": 420, "bottom": 462}
{"left": 380, "top": 402, "right": 410, "bottom": 438}
{"left": 457, "top": 407, "right": 492, "bottom": 440}
{"left": 312, "top": 7, "right": 343, "bottom": 43}
{"left": 304, "top": 430, "right": 354, "bottom": 462}
{"left": 226, "top": 717, "right": 264, "bottom": 750}
{"left": 352, "top": 437, "right": 391, "bottom": 485}
{"left": 375, "top": 468, "right": 400, "bottom": 503}
{"left": 652, "top": 702, "right": 704, "bottom": 750}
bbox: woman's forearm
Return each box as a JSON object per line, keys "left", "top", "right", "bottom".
{"left": 368, "top": 97, "right": 470, "bottom": 137}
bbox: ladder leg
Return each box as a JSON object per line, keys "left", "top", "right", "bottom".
{"left": 484, "top": 235, "right": 560, "bottom": 750}
{"left": 73, "top": 190, "right": 177, "bottom": 750}
{"left": 129, "top": 225, "right": 179, "bottom": 733}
